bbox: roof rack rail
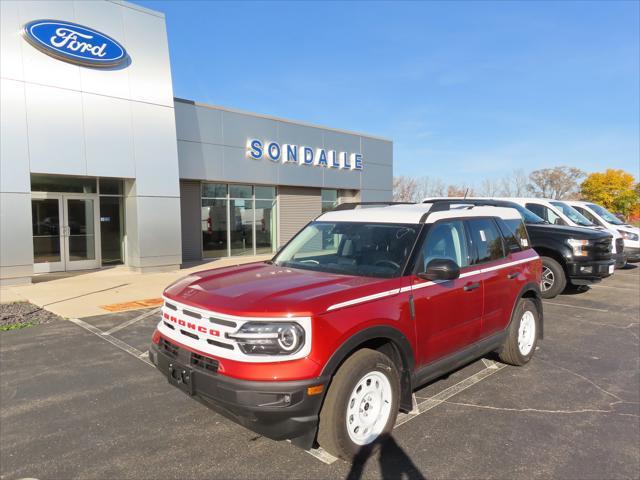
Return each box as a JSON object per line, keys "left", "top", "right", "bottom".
{"left": 422, "top": 198, "right": 505, "bottom": 207}
{"left": 332, "top": 201, "right": 415, "bottom": 211}
{"left": 418, "top": 199, "right": 476, "bottom": 223}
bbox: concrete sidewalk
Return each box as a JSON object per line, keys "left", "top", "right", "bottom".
{"left": 0, "top": 255, "right": 271, "bottom": 319}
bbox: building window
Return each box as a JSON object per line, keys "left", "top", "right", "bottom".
{"left": 321, "top": 189, "right": 339, "bottom": 212}
{"left": 201, "top": 183, "right": 277, "bottom": 258}
{"left": 98, "top": 178, "right": 125, "bottom": 266}
{"left": 255, "top": 187, "right": 276, "bottom": 255}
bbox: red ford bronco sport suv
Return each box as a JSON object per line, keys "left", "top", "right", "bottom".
{"left": 150, "top": 201, "right": 543, "bottom": 459}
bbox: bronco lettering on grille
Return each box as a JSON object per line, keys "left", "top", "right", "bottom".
{"left": 163, "top": 312, "right": 220, "bottom": 337}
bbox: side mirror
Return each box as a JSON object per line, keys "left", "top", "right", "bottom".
{"left": 417, "top": 258, "right": 460, "bottom": 281}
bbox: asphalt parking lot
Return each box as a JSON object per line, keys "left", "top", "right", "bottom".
{"left": 1, "top": 267, "right": 639, "bottom": 480}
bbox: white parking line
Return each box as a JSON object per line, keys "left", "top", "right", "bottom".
{"left": 396, "top": 363, "right": 506, "bottom": 427}
{"left": 308, "top": 361, "right": 507, "bottom": 464}
{"left": 544, "top": 301, "right": 608, "bottom": 313}
{"left": 592, "top": 284, "right": 639, "bottom": 291}
{"left": 69, "top": 317, "right": 153, "bottom": 366}
{"left": 104, "top": 307, "right": 161, "bottom": 335}
{"left": 70, "top": 315, "right": 507, "bottom": 467}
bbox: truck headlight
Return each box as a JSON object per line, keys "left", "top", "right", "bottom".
{"left": 567, "top": 238, "right": 589, "bottom": 256}
{"left": 227, "top": 322, "right": 305, "bottom": 355}
{"left": 618, "top": 230, "right": 639, "bottom": 242}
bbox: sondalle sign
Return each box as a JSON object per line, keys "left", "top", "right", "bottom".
{"left": 247, "top": 139, "right": 363, "bottom": 170}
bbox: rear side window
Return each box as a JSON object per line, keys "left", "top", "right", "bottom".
{"left": 498, "top": 218, "right": 530, "bottom": 252}
{"left": 467, "top": 218, "right": 505, "bottom": 264}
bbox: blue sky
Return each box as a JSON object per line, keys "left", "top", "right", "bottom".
{"left": 138, "top": 0, "right": 639, "bottom": 184}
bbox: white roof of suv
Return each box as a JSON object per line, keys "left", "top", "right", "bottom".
{"left": 317, "top": 202, "right": 522, "bottom": 224}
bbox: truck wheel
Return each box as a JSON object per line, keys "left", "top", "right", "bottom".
{"left": 540, "top": 256, "right": 566, "bottom": 299}
{"left": 317, "top": 348, "right": 400, "bottom": 460}
{"left": 499, "top": 298, "right": 540, "bottom": 366}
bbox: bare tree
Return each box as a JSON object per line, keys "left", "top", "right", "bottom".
{"left": 500, "top": 169, "right": 529, "bottom": 197}
{"left": 447, "top": 184, "right": 475, "bottom": 197}
{"left": 478, "top": 178, "right": 502, "bottom": 197}
{"left": 527, "top": 166, "right": 586, "bottom": 199}
{"left": 393, "top": 176, "right": 419, "bottom": 202}
{"left": 415, "top": 176, "right": 446, "bottom": 200}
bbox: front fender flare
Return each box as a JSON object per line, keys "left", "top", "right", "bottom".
{"left": 320, "top": 325, "right": 415, "bottom": 412}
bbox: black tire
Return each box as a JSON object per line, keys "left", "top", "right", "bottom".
{"left": 499, "top": 298, "right": 540, "bottom": 366}
{"left": 317, "top": 348, "right": 400, "bottom": 460}
{"left": 540, "top": 256, "right": 566, "bottom": 299}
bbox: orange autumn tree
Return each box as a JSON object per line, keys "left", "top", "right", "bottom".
{"left": 580, "top": 169, "right": 639, "bottom": 218}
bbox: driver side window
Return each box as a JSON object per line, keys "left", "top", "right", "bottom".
{"left": 417, "top": 220, "right": 470, "bottom": 272}
{"left": 574, "top": 206, "right": 602, "bottom": 226}
{"left": 544, "top": 207, "right": 565, "bottom": 225}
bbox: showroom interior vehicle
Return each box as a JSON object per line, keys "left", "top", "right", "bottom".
{"left": 150, "top": 201, "right": 543, "bottom": 459}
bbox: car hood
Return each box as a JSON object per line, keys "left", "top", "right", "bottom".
{"left": 526, "top": 223, "right": 613, "bottom": 240}
{"left": 163, "top": 262, "right": 397, "bottom": 317}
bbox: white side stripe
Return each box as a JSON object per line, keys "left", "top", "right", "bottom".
{"left": 326, "top": 288, "right": 401, "bottom": 311}
{"left": 326, "top": 256, "right": 539, "bottom": 311}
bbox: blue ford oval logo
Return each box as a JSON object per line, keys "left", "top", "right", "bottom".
{"left": 22, "top": 19, "right": 128, "bottom": 68}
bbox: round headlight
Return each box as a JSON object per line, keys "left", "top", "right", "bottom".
{"left": 278, "top": 325, "right": 300, "bottom": 351}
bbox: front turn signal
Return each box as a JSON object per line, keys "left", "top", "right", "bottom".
{"left": 307, "top": 385, "right": 324, "bottom": 396}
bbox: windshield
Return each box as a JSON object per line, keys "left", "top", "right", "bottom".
{"left": 586, "top": 203, "right": 624, "bottom": 225}
{"left": 550, "top": 201, "right": 595, "bottom": 226}
{"left": 273, "top": 222, "right": 421, "bottom": 278}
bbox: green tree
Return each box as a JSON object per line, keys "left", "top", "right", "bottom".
{"left": 580, "top": 169, "right": 639, "bottom": 217}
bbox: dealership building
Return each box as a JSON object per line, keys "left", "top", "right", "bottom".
{"left": 0, "top": 0, "right": 393, "bottom": 285}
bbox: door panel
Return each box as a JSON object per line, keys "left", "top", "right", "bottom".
{"left": 412, "top": 270, "right": 483, "bottom": 366}
{"left": 64, "top": 196, "right": 100, "bottom": 271}
{"left": 465, "top": 217, "right": 513, "bottom": 338}
{"left": 32, "top": 195, "right": 64, "bottom": 273}
{"left": 411, "top": 220, "right": 482, "bottom": 366}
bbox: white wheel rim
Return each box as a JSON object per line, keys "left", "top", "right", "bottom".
{"left": 346, "top": 371, "right": 392, "bottom": 446}
{"left": 518, "top": 310, "right": 536, "bottom": 356}
{"left": 541, "top": 266, "right": 554, "bottom": 292}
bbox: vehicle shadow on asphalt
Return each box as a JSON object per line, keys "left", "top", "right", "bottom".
{"left": 346, "top": 434, "right": 426, "bottom": 480}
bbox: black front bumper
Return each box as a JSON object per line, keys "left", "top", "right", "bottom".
{"left": 567, "top": 259, "right": 615, "bottom": 285}
{"left": 625, "top": 246, "right": 640, "bottom": 263}
{"left": 150, "top": 342, "right": 328, "bottom": 445}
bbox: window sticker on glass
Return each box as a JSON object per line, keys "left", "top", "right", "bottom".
{"left": 479, "top": 229, "right": 486, "bottom": 241}
{"left": 521, "top": 238, "right": 529, "bottom": 247}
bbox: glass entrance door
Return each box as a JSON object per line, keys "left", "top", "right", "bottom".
{"left": 32, "top": 194, "right": 64, "bottom": 273}
{"left": 63, "top": 195, "right": 100, "bottom": 271}
{"left": 31, "top": 193, "right": 101, "bottom": 273}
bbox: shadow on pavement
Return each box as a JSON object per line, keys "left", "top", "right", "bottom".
{"left": 346, "top": 434, "right": 426, "bottom": 480}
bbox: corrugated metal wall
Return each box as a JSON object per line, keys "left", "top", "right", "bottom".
{"left": 180, "top": 181, "right": 201, "bottom": 262}
{"left": 278, "top": 186, "right": 322, "bottom": 246}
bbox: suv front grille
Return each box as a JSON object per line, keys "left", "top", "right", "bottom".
{"left": 159, "top": 336, "right": 220, "bottom": 374}
{"left": 191, "top": 353, "right": 219, "bottom": 373}
{"left": 159, "top": 338, "right": 179, "bottom": 358}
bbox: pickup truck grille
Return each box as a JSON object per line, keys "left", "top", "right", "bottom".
{"left": 616, "top": 238, "right": 624, "bottom": 254}
{"left": 591, "top": 237, "right": 613, "bottom": 260}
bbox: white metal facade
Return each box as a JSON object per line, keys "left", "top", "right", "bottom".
{"left": 0, "top": 0, "right": 393, "bottom": 284}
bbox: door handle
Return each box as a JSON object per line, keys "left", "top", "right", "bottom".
{"left": 507, "top": 272, "right": 519, "bottom": 280}
{"left": 463, "top": 282, "right": 480, "bottom": 292}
